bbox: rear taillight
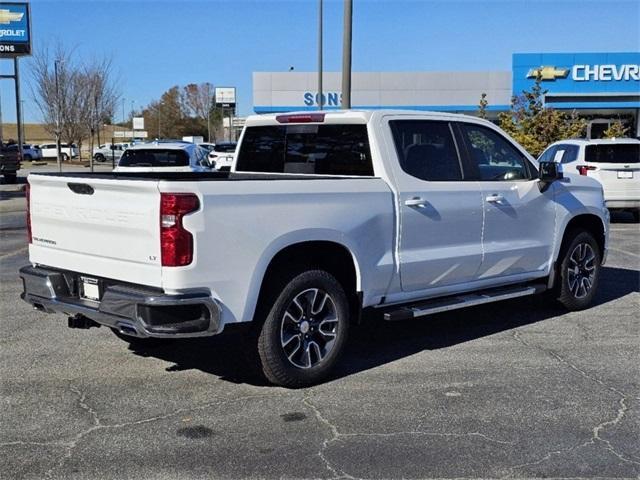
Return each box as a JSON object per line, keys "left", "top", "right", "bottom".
{"left": 160, "top": 193, "right": 199, "bottom": 267}
{"left": 577, "top": 165, "right": 597, "bottom": 176}
{"left": 275, "top": 113, "right": 325, "bottom": 123}
{"left": 25, "top": 182, "right": 32, "bottom": 244}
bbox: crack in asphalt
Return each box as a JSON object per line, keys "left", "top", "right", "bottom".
{"left": 0, "top": 385, "right": 285, "bottom": 479}
{"left": 505, "top": 330, "right": 640, "bottom": 477}
{"left": 302, "top": 394, "right": 515, "bottom": 480}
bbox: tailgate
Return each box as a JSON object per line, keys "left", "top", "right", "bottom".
{"left": 591, "top": 163, "right": 640, "bottom": 200}
{"left": 28, "top": 174, "right": 163, "bottom": 287}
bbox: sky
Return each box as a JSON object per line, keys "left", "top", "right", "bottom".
{"left": 1, "top": 0, "right": 639, "bottom": 123}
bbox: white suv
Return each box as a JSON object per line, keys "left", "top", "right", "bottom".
{"left": 539, "top": 138, "right": 640, "bottom": 220}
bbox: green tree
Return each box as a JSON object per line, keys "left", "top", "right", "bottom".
{"left": 498, "top": 76, "right": 586, "bottom": 157}
{"left": 602, "top": 120, "right": 629, "bottom": 139}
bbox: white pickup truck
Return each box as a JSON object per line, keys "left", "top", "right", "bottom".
{"left": 20, "top": 110, "right": 609, "bottom": 387}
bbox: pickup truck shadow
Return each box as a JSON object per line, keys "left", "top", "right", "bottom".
{"left": 128, "top": 265, "right": 639, "bottom": 387}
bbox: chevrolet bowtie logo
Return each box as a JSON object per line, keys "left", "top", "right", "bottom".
{"left": 0, "top": 9, "right": 24, "bottom": 24}
{"left": 526, "top": 66, "right": 569, "bottom": 81}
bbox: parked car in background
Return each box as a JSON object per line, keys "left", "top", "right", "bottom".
{"left": 0, "top": 143, "right": 21, "bottom": 183}
{"left": 22, "top": 144, "right": 43, "bottom": 161}
{"left": 39, "top": 143, "right": 79, "bottom": 161}
{"left": 114, "top": 142, "right": 212, "bottom": 172}
{"left": 208, "top": 141, "right": 237, "bottom": 171}
{"left": 539, "top": 138, "right": 640, "bottom": 220}
{"left": 93, "top": 143, "right": 131, "bottom": 163}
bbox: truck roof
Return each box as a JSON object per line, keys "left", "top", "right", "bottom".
{"left": 245, "top": 109, "right": 495, "bottom": 127}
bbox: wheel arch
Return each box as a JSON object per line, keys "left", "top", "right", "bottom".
{"left": 248, "top": 239, "right": 363, "bottom": 324}
{"left": 560, "top": 213, "right": 606, "bottom": 260}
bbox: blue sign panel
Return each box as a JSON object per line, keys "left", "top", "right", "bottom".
{"left": 0, "top": 2, "right": 31, "bottom": 56}
{"left": 512, "top": 52, "right": 640, "bottom": 109}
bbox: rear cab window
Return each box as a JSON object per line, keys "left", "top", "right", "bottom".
{"left": 235, "top": 124, "right": 374, "bottom": 176}
{"left": 585, "top": 144, "right": 640, "bottom": 164}
{"left": 119, "top": 149, "right": 190, "bottom": 167}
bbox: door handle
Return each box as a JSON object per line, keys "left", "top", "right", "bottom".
{"left": 405, "top": 197, "right": 428, "bottom": 208}
{"left": 485, "top": 194, "right": 505, "bottom": 204}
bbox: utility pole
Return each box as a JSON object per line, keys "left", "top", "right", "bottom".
{"left": 54, "top": 59, "right": 62, "bottom": 172}
{"left": 318, "top": 0, "right": 323, "bottom": 110}
{"left": 341, "top": 0, "right": 353, "bottom": 109}
{"left": 0, "top": 89, "right": 4, "bottom": 145}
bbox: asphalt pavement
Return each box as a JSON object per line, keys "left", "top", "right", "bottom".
{"left": 0, "top": 172, "right": 638, "bottom": 479}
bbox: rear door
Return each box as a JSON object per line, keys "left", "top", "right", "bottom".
{"left": 386, "top": 118, "right": 484, "bottom": 292}
{"left": 585, "top": 143, "right": 640, "bottom": 204}
{"left": 28, "top": 174, "right": 163, "bottom": 287}
{"left": 457, "top": 122, "right": 556, "bottom": 280}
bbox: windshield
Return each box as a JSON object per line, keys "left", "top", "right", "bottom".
{"left": 119, "top": 149, "right": 190, "bottom": 167}
{"left": 585, "top": 144, "right": 640, "bottom": 164}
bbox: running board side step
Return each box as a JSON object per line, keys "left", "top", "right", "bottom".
{"left": 383, "top": 284, "right": 546, "bottom": 321}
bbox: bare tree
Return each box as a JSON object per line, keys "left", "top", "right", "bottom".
{"left": 30, "top": 42, "right": 120, "bottom": 161}
{"left": 181, "top": 83, "right": 217, "bottom": 141}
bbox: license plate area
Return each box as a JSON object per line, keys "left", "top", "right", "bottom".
{"left": 617, "top": 171, "right": 633, "bottom": 179}
{"left": 80, "top": 276, "right": 101, "bottom": 301}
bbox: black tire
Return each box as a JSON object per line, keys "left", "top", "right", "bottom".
{"left": 111, "top": 328, "right": 173, "bottom": 348}
{"left": 253, "top": 270, "right": 350, "bottom": 388}
{"left": 94, "top": 153, "right": 105, "bottom": 163}
{"left": 24, "top": 154, "right": 32, "bottom": 161}
{"left": 3, "top": 173, "right": 17, "bottom": 184}
{"left": 61, "top": 153, "right": 69, "bottom": 162}
{"left": 556, "top": 230, "right": 601, "bottom": 311}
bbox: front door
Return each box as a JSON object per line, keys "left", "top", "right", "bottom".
{"left": 457, "top": 122, "right": 556, "bottom": 280}
{"left": 386, "top": 119, "right": 484, "bottom": 292}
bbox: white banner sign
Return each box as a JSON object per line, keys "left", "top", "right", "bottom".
{"left": 133, "top": 117, "right": 145, "bottom": 129}
{"left": 113, "top": 130, "right": 148, "bottom": 138}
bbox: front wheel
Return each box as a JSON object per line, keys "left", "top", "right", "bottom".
{"left": 556, "top": 230, "right": 601, "bottom": 311}
{"left": 254, "top": 270, "right": 350, "bottom": 388}
{"left": 94, "top": 153, "right": 105, "bottom": 163}
{"left": 61, "top": 153, "right": 69, "bottom": 162}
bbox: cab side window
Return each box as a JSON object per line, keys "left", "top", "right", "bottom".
{"left": 390, "top": 120, "right": 463, "bottom": 181}
{"left": 459, "top": 123, "right": 531, "bottom": 181}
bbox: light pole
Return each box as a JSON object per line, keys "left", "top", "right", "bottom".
{"left": 341, "top": 0, "right": 353, "bottom": 109}
{"left": 318, "top": 0, "right": 323, "bottom": 110}
{"left": 130, "top": 100, "right": 135, "bottom": 140}
{"left": 54, "top": 59, "right": 62, "bottom": 172}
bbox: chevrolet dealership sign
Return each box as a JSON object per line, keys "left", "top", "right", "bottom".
{"left": 0, "top": 2, "right": 31, "bottom": 56}
{"left": 513, "top": 53, "right": 640, "bottom": 97}
{"left": 572, "top": 64, "right": 640, "bottom": 81}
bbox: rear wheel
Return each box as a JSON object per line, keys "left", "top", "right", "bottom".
{"left": 61, "top": 153, "right": 69, "bottom": 162}
{"left": 556, "top": 230, "right": 601, "bottom": 311}
{"left": 253, "top": 270, "right": 350, "bottom": 388}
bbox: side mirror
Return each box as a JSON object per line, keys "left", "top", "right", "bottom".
{"left": 538, "top": 161, "right": 563, "bottom": 192}
{"left": 539, "top": 161, "right": 563, "bottom": 182}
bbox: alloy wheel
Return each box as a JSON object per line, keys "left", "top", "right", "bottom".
{"left": 280, "top": 288, "right": 339, "bottom": 369}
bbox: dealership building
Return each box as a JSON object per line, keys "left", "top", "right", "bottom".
{"left": 253, "top": 52, "right": 640, "bottom": 137}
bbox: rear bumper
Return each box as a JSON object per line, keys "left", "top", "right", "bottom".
{"left": 19, "top": 265, "right": 222, "bottom": 339}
